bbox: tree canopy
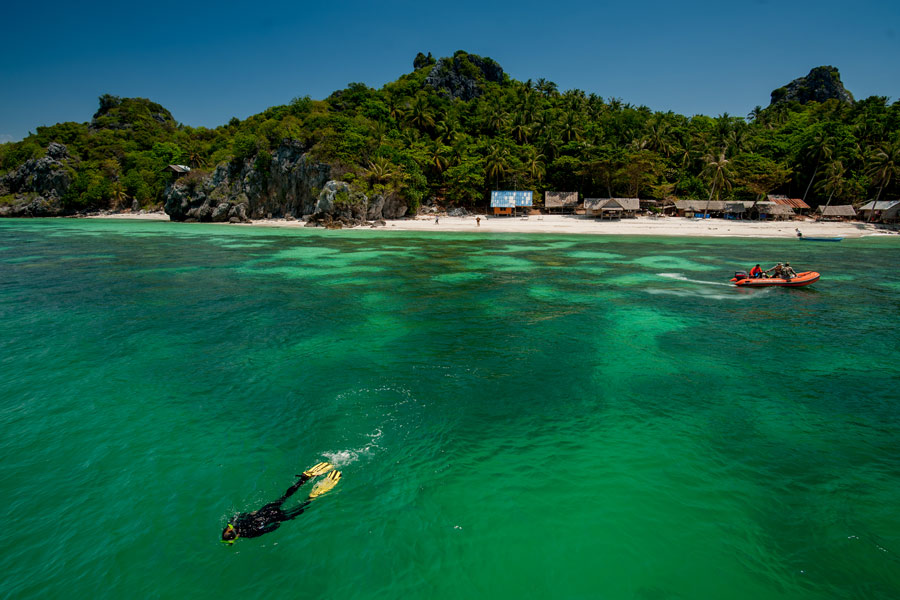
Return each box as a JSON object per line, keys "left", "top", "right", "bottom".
{"left": 2, "top": 55, "right": 898, "bottom": 212}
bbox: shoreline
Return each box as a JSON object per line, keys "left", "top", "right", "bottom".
{"left": 79, "top": 211, "right": 898, "bottom": 239}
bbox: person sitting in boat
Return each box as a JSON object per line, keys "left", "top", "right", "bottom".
{"left": 749, "top": 264, "right": 763, "bottom": 278}
{"left": 764, "top": 263, "right": 784, "bottom": 278}
{"left": 783, "top": 262, "right": 797, "bottom": 279}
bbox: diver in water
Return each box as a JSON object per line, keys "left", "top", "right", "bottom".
{"left": 221, "top": 462, "right": 341, "bottom": 544}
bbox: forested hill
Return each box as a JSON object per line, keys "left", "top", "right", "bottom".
{"left": 1, "top": 51, "right": 898, "bottom": 219}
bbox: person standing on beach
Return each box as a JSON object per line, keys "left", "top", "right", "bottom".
{"left": 476, "top": 216, "right": 481, "bottom": 227}
{"left": 435, "top": 215, "right": 439, "bottom": 225}
{"left": 221, "top": 462, "right": 341, "bottom": 544}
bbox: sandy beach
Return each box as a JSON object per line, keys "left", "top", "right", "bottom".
{"left": 86, "top": 211, "right": 896, "bottom": 238}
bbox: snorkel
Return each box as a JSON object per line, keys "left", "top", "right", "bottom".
{"left": 221, "top": 523, "right": 238, "bottom": 544}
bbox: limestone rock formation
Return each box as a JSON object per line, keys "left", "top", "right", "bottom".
{"left": 0, "top": 142, "right": 74, "bottom": 217}
{"left": 425, "top": 51, "right": 504, "bottom": 101}
{"left": 164, "top": 139, "right": 408, "bottom": 226}
{"left": 769, "top": 66, "right": 854, "bottom": 107}
{"left": 164, "top": 140, "right": 330, "bottom": 222}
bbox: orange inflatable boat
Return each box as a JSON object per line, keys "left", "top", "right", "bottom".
{"left": 730, "top": 271, "right": 820, "bottom": 287}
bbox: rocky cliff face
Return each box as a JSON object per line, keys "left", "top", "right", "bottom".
{"left": 0, "top": 143, "right": 74, "bottom": 217}
{"left": 164, "top": 140, "right": 408, "bottom": 225}
{"left": 425, "top": 51, "right": 504, "bottom": 101}
{"left": 769, "top": 66, "right": 854, "bottom": 107}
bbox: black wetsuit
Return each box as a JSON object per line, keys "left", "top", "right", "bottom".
{"left": 228, "top": 475, "right": 313, "bottom": 538}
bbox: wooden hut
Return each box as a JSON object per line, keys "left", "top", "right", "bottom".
{"left": 584, "top": 197, "right": 640, "bottom": 218}
{"left": 673, "top": 200, "right": 726, "bottom": 217}
{"left": 815, "top": 205, "right": 856, "bottom": 221}
{"left": 858, "top": 200, "right": 900, "bottom": 223}
{"left": 164, "top": 164, "right": 191, "bottom": 179}
{"left": 544, "top": 191, "right": 579, "bottom": 214}
{"left": 754, "top": 202, "right": 794, "bottom": 220}
{"left": 767, "top": 194, "right": 810, "bottom": 215}
{"left": 724, "top": 201, "right": 754, "bottom": 219}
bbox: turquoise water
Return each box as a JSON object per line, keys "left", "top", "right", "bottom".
{"left": 1, "top": 219, "right": 899, "bottom": 599}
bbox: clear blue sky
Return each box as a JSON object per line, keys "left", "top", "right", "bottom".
{"left": 1, "top": 0, "right": 898, "bottom": 142}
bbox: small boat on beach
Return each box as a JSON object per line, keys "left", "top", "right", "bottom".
{"left": 796, "top": 229, "right": 843, "bottom": 242}
{"left": 730, "top": 271, "right": 820, "bottom": 287}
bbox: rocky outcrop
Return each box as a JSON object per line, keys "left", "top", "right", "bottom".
{"left": 164, "top": 139, "right": 408, "bottom": 226}
{"left": 164, "top": 140, "right": 330, "bottom": 222}
{"left": 769, "top": 66, "right": 854, "bottom": 107}
{"left": 303, "top": 181, "right": 407, "bottom": 228}
{"left": 425, "top": 51, "right": 504, "bottom": 101}
{"left": 0, "top": 142, "right": 74, "bottom": 217}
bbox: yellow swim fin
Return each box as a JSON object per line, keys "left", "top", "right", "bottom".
{"left": 309, "top": 470, "right": 341, "bottom": 498}
{"left": 301, "top": 462, "right": 334, "bottom": 478}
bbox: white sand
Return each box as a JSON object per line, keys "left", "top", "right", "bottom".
{"left": 86, "top": 211, "right": 894, "bottom": 238}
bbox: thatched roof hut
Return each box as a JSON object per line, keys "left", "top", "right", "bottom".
{"left": 673, "top": 200, "right": 726, "bottom": 216}
{"left": 544, "top": 191, "right": 579, "bottom": 210}
{"left": 584, "top": 197, "right": 640, "bottom": 218}
{"left": 816, "top": 205, "right": 856, "bottom": 219}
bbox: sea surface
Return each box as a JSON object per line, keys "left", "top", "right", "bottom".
{"left": 1, "top": 219, "right": 899, "bottom": 600}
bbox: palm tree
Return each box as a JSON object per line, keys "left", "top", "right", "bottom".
{"left": 112, "top": 180, "right": 128, "bottom": 210}
{"left": 510, "top": 113, "right": 531, "bottom": 144}
{"left": 866, "top": 137, "right": 900, "bottom": 221}
{"left": 800, "top": 129, "right": 833, "bottom": 205}
{"left": 406, "top": 94, "right": 435, "bottom": 132}
{"left": 365, "top": 156, "right": 394, "bottom": 184}
{"left": 816, "top": 159, "right": 846, "bottom": 212}
{"left": 521, "top": 146, "right": 546, "bottom": 183}
{"left": 643, "top": 118, "right": 673, "bottom": 157}
{"left": 560, "top": 112, "right": 582, "bottom": 143}
{"left": 484, "top": 145, "right": 508, "bottom": 188}
{"left": 185, "top": 141, "right": 207, "bottom": 168}
{"left": 483, "top": 108, "right": 508, "bottom": 135}
{"left": 428, "top": 144, "right": 450, "bottom": 174}
{"left": 535, "top": 78, "right": 558, "bottom": 97}
{"left": 701, "top": 150, "right": 733, "bottom": 217}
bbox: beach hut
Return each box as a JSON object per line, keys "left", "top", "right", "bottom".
{"left": 858, "top": 200, "right": 900, "bottom": 223}
{"left": 544, "top": 191, "right": 579, "bottom": 214}
{"left": 767, "top": 194, "right": 810, "bottom": 215}
{"left": 584, "top": 198, "right": 640, "bottom": 219}
{"left": 724, "top": 201, "right": 753, "bottom": 219}
{"left": 815, "top": 205, "right": 856, "bottom": 221}
{"left": 674, "top": 200, "right": 725, "bottom": 218}
{"left": 755, "top": 202, "right": 794, "bottom": 220}
{"left": 490, "top": 190, "right": 532, "bottom": 216}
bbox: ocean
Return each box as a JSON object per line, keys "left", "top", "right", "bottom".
{"left": 1, "top": 219, "right": 898, "bottom": 599}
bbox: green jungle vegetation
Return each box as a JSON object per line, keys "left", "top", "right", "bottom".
{"left": 2, "top": 51, "right": 899, "bottom": 213}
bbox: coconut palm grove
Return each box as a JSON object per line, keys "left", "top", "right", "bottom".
{"left": 1, "top": 51, "right": 898, "bottom": 216}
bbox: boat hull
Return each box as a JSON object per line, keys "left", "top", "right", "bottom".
{"left": 731, "top": 271, "right": 820, "bottom": 287}
{"left": 799, "top": 237, "right": 843, "bottom": 242}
